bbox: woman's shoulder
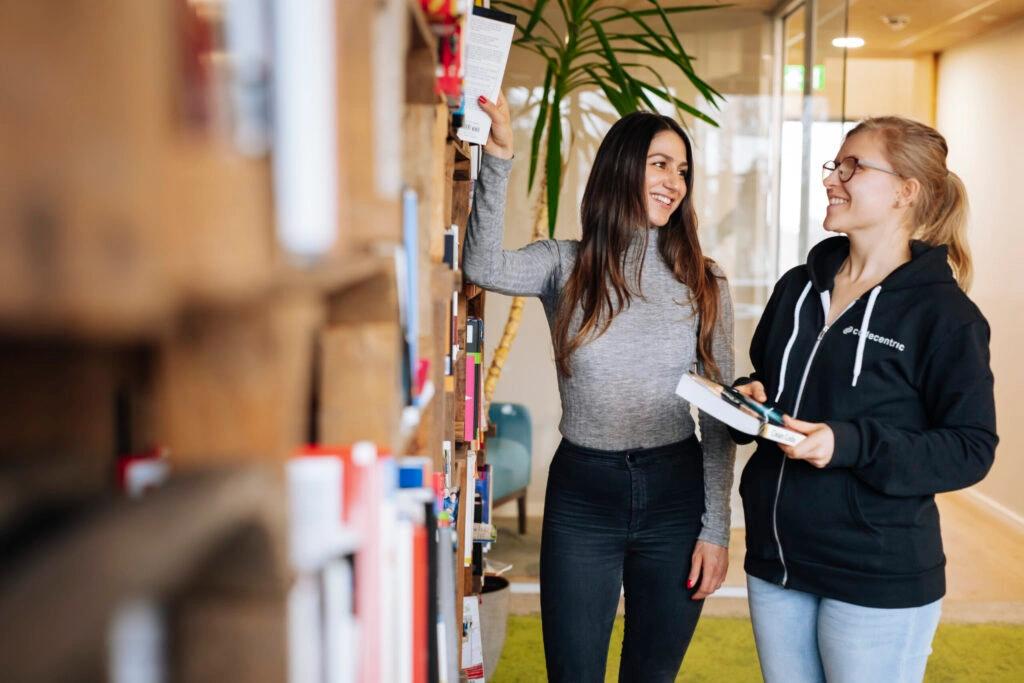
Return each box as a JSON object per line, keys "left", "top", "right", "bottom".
{"left": 918, "top": 282, "right": 990, "bottom": 333}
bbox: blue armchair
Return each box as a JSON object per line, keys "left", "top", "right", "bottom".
{"left": 486, "top": 402, "right": 533, "bottom": 534}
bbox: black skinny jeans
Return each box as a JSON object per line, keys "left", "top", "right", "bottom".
{"left": 540, "top": 436, "right": 706, "bottom": 682}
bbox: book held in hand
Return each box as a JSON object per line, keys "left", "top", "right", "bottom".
{"left": 675, "top": 372, "right": 805, "bottom": 445}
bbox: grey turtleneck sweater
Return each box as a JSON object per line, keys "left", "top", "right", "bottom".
{"left": 464, "top": 152, "right": 735, "bottom": 547}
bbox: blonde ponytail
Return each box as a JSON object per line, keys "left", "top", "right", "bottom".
{"left": 846, "top": 117, "right": 974, "bottom": 291}
{"left": 919, "top": 171, "right": 972, "bottom": 290}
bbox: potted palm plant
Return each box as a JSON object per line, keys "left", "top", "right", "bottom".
{"left": 482, "top": 0, "right": 727, "bottom": 400}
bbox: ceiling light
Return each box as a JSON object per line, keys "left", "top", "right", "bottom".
{"left": 832, "top": 36, "right": 865, "bottom": 49}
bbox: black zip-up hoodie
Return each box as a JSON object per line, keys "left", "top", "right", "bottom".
{"left": 737, "top": 236, "right": 998, "bottom": 608}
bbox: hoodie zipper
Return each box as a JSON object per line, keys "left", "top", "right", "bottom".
{"left": 771, "top": 300, "right": 856, "bottom": 586}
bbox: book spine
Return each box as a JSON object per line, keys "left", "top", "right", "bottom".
{"left": 464, "top": 355, "right": 475, "bottom": 443}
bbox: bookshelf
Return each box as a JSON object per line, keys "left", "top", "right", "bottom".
{"left": 0, "top": 0, "right": 494, "bottom": 680}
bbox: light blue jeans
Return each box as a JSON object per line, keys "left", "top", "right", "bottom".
{"left": 747, "top": 574, "right": 942, "bottom": 683}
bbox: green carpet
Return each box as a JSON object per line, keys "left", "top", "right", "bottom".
{"left": 492, "top": 616, "right": 1024, "bottom": 682}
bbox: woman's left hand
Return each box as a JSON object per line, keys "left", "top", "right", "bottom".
{"left": 688, "top": 540, "right": 728, "bottom": 600}
{"left": 780, "top": 416, "right": 835, "bottom": 468}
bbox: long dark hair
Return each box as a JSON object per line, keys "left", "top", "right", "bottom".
{"left": 553, "top": 112, "right": 723, "bottom": 379}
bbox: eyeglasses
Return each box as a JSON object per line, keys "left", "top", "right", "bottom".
{"left": 822, "top": 156, "right": 901, "bottom": 183}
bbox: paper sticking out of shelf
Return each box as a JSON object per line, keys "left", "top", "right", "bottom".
{"left": 456, "top": 7, "right": 516, "bottom": 145}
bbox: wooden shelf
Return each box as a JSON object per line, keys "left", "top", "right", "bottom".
{"left": 407, "top": 0, "right": 436, "bottom": 53}
{"left": 406, "top": 0, "right": 442, "bottom": 106}
{"left": 450, "top": 136, "right": 473, "bottom": 163}
{"left": 1, "top": 1, "right": 487, "bottom": 678}
{"left": 0, "top": 466, "right": 287, "bottom": 683}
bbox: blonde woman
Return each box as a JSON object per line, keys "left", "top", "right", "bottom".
{"left": 734, "top": 117, "right": 998, "bottom": 682}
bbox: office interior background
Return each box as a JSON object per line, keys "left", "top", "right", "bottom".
{"left": 1, "top": 0, "right": 1022, "bottom": 680}
{"left": 489, "top": 0, "right": 1024, "bottom": 540}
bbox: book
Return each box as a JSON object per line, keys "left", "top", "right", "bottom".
{"left": 464, "top": 354, "right": 476, "bottom": 443}
{"left": 443, "top": 225, "right": 459, "bottom": 270}
{"left": 460, "top": 596, "right": 485, "bottom": 681}
{"left": 272, "top": 0, "right": 338, "bottom": 258}
{"left": 463, "top": 451, "right": 476, "bottom": 567}
{"left": 449, "top": 292, "right": 459, "bottom": 376}
{"left": 435, "top": 528, "right": 459, "bottom": 683}
{"left": 456, "top": 6, "right": 516, "bottom": 145}
{"left": 466, "top": 317, "right": 483, "bottom": 443}
{"left": 402, "top": 188, "right": 420, "bottom": 405}
{"left": 674, "top": 372, "right": 805, "bottom": 446}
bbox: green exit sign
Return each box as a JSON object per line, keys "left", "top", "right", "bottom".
{"left": 784, "top": 65, "right": 825, "bottom": 92}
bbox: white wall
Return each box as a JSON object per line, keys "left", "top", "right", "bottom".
{"left": 937, "top": 18, "right": 1024, "bottom": 519}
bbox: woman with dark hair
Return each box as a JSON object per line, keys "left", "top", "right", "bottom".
{"left": 465, "top": 93, "right": 735, "bottom": 681}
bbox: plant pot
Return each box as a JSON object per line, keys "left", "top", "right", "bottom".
{"left": 479, "top": 575, "right": 511, "bottom": 677}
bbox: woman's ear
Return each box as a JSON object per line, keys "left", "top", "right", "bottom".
{"left": 897, "top": 177, "right": 921, "bottom": 208}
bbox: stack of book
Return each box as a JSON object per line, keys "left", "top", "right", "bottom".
{"left": 287, "top": 443, "right": 460, "bottom": 683}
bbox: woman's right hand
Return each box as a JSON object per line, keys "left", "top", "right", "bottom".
{"left": 478, "top": 91, "right": 514, "bottom": 160}
{"left": 735, "top": 380, "right": 768, "bottom": 403}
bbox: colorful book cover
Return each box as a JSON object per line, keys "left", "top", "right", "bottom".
{"left": 464, "top": 354, "right": 475, "bottom": 443}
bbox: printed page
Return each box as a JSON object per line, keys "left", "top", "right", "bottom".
{"left": 457, "top": 7, "right": 516, "bottom": 145}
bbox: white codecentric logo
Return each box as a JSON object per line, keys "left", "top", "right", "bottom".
{"left": 842, "top": 326, "right": 906, "bottom": 352}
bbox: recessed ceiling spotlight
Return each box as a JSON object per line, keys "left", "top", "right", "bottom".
{"left": 832, "top": 36, "right": 866, "bottom": 49}
{"left": 881, "top": 15, "right": 911, "bottom": 31}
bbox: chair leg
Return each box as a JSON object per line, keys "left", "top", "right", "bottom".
{"left": 517, "top": 494, "right": 527, "bottom": 535}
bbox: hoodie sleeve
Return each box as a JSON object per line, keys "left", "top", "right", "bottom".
{"left": 826, "top": 320, "right": 998, "bottom": 496}
{"left": 697, "top": 272, "right": 737, "bottom": 548}
{"left": 462, "top": 152, "right": 564, "bottom": 298}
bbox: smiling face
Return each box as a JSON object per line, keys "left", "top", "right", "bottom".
{"left": 823, "top": 131, "right": 906, "bottom": 235}
{"left": 644, "top": 130, "right": 689, "bottom": 227}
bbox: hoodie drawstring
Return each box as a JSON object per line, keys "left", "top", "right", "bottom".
{"left": 852, "top": 286, "right": 882, "bottom": 387}
{"left": 775, "top": 281, "right": 813, "bottom": 403}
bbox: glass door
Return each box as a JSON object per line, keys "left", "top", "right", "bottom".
{"left": 773, "top": 0, "right": 849, "bottom": 274}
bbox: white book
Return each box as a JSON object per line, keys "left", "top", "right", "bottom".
{"left": 674, "top": 372, "right": 804, "bottom": 446}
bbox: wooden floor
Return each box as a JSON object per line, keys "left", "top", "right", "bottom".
{"left": 493, "top": 490, "right": 1024, "bottom": 623}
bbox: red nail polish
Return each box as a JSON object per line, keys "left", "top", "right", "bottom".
{"left": 687, "top": 579, "right": 694, "bottom": 589}
{"left": 478, "top": 95, "right": 487, "bottom": 104}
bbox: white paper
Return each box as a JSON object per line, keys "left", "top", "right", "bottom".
{"left": 457, "top": 9, "right": 516, "bottom": 145}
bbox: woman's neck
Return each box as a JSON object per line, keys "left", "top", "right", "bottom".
{"left": 842, "top": 228, "right": 912, "bottom": 286}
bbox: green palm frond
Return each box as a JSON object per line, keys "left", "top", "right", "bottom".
{"left": 491, "top": 0, "right": 728, "bottom": 237}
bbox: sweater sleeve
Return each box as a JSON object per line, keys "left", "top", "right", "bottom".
{"left": 697, "top": 271, "right": 737, "bottom": 547}
{"left": 826, "top": 320, "right": 998, "bottom": 496}
{"left": 462, "top": 152, "right": 564, "bottom": 298}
